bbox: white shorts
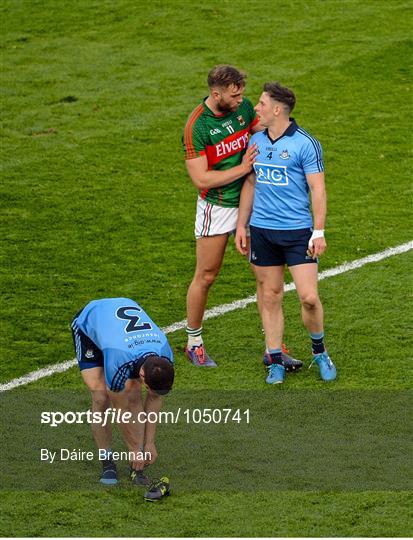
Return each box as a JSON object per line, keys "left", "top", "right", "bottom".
{"left": 194, "top": 196, "right": 239, "bottom": 238}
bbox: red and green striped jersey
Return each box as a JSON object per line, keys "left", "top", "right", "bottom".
{"left": 183, "top": 97, "right": 259, "bottom": 207}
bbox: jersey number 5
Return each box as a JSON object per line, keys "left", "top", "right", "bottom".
{"left": 116, "top": 306, "right": 152, "bottom": 333}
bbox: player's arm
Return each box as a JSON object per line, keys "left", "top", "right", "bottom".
{"left": 306, "top": 171, "right": 327, "bottom": 257}
{"left": 185, "top": 144, "right": 258, "bottom": 190}
{"left": 235, "top": 171, "right": 256, "bottom": 256}
{"left": 142, "top": 390, "right": 163, "bottom": 465}
{"left": 108, "top": 384, "right": 146, "bottom": 470}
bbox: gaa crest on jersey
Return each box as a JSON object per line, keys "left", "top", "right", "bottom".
{"left": 279, "top": 149, "right": 290, "bottom": 160}
{"left": 237, "top": 115, "right": 246, "bottom": 126}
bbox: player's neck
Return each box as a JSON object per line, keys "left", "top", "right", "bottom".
{"left": 267, "top": 118, "right": 291, "bottom": 141}
{"left": 205, "top": 95, "right": 222, "bottom": 115}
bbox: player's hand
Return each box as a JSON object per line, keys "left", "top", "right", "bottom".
{"left": 308, "top": 234, "right": 327, "bottom": 258}
{"left": 235, "top": 226, "right": 249, "bottom": 256}
{"left": 131, "top": 452, "right": 146, "bottom": 471}
{"left": 143, "top": 442, "right": 158, "bottom": 466}
{"left": 240, "top": 143, "right": 258, "bottom": 173}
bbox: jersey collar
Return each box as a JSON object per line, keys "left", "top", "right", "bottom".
{"left": 264, "top": 118, "right": 298, "bottom": 144}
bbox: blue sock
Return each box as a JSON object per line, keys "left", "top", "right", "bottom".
{"left": 310, "top": 331, "right": 325, "bottom": 354}
{"left": 268, "top": 348, "right": 283, "bottom": 365}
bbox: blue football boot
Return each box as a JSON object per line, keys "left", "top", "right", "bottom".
{"left": 311, "top": 351, "right": 337, "bottom": 381}
{"left": 265, "top": 361, "right": 286, "bottom": 384}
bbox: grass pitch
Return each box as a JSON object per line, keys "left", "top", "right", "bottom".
{"left": 1, "top": 0, "right": 412, "bottom": 536}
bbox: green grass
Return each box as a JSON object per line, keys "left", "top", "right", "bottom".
{"left": 2, "top": 491, "right": 412, "bottom": 537}
{"left": 1, "top": 0, "right": 412, "bottom": 536}
{"left": 1, "top": 250, "right": 412, "bottom": 537}
{"left": 1, "top": 0, "right": 412, "bottom": 381}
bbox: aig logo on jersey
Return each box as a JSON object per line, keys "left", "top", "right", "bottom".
{"left": 254, "top": 163, "right": 289, "bottom": 186}
{"left": 279, "top": 149, "right": 290, "bottom": 160}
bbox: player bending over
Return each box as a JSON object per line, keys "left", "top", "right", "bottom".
{"left": 71, "top": 297, "right": 174, "bottom": 485}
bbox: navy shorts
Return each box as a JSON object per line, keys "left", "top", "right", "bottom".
{"left": 71, "top": 311, "right": 104, "bottom": 370}
{"left": 249, "top": 226, "right": 317, "bottom": 267}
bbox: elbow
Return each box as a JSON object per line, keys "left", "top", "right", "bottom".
{"left": 191, "top": 178, "right": 207, "bottom": 190}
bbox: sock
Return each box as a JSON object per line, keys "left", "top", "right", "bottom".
{"left": 186, "top": 326, "right": 203, "bottom": 348}
{"left": 268, "top": 348, "right": 283, "bottom": 365}
{"left": 310, "top": 331, "right": 325, "bottom": 355}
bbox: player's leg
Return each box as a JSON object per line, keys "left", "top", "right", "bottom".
{"left": 288, "top": 258, "right": 336, "bottom": 381}
{"left": 250, "top": 226, "right": 290, "bottom": 383}
{"left": 187, "top": 234, "right": 228, "bottom": 328}
{"left": 185, "top": 233, "right": 228, "bottom": 367}
{"left": 253, "top": 264, "right": 285, "bottom": 350}
{"left": 252, "top": 263, "right": 287, "bottom": 384}
{"left": 108, "top": 379, "right": 150, "bottom": 486}
{"left": 288, "top": 263, "right": 323, "bottom": 335}
{"left": 71, "top": 315, "right": 117, "bottom": 483}
{"left": 81, "top": 367, "right": 112, "bottom": 451}
{"left": 256, "top": 265, "right": 302, "bottom": 373}
{"left": 81, "top": 367, "right": 118, "bottom": 483}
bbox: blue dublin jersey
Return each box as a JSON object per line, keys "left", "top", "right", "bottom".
{"left": 249, "top": 120, "right": 324, "bottom": 230}
{"left": 75, "top": 298, "right": 173, "bottom": 390}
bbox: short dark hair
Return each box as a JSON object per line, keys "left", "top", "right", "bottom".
{"left": 208, "top": 64, "right": 246, "bottom": 90}
{"left": 263, "top": 82, "right": 296, "bottom": 113}
{"left": 143, "top": 355, "right": 174, "bottom": 395}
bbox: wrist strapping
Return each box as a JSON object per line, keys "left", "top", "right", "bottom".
{"left": 308, "top": 229, "right": 324, "bottom": 247}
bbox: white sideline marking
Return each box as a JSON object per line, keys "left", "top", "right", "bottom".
{"left": 1, "top": 240, "right": 412, "bottom": 393}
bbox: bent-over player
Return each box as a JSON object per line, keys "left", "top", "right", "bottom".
{"left": 71, "top": 297, "right": 174, "bottom": 485}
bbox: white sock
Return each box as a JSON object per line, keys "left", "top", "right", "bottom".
{"left": 187, "top": 335, "right": 203, "bottom": 348}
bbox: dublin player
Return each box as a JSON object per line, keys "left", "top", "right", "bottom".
{"left": 182, "top": 65, "right": 302, "bottom": 371}
{"left": 71, "top": 298, "right": 174, "bottom": 485}
{"left": 235, "top": 82, "right": 337, "bottom": 384}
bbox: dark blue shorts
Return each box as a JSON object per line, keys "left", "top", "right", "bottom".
{"left": 249, "top": 226, "right": 317, "bottom": 267}
{"left": 71, "top": 313, "right": 104, "bottom": 370}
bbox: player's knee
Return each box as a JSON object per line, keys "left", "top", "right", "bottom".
{"left": 197, "top": 268, "right": 219, "bottom": 288}
{"left": 262, "top": 286, "right": 283, "bottom": 305}
{"left": 91, "top": 389, "right": 110, "bottom": 411}
{"left": 300, "top": 294, "right": 319, "bottom": 310}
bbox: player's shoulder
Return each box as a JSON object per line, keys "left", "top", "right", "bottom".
{"left": 294, "top": 124, "right": 323, "bottom": 148}
{"left": 184, "top": 102, "right": 207, "bottom": 129}
{"left": 250, "top": 129, "right": 266, "bottom": 144}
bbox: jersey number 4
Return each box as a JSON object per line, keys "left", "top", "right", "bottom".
{"left": 116, "top": 306, "right": 152, "bottom": 333}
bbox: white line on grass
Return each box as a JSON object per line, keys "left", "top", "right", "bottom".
{"left": 1, "top": 240, "right": 412, "bottom": 393}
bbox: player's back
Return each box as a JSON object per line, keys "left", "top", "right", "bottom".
{"left": 76, "top": 298, "right": 164, "bottom": 352}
